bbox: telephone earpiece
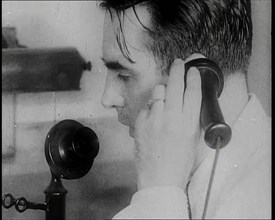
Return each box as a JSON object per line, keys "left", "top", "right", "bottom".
{"left": 184, "top": 58, "right": 232, "bottom": 149}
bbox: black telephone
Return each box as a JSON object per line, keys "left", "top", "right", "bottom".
{"left": 184, "top": 58, "right": 232, "bottom": 149}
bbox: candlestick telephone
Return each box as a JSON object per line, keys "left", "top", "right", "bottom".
{"left": 2, "top": 120, "right": 100, "bottom": 220}
{"left": 184, "top": 58, "right": 232, "bottom": 149}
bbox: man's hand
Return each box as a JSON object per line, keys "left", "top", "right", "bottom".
{"left": 134, "top": 58, "right": 202, "bottom": 191}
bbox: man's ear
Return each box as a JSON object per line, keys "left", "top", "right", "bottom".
{"left": 184, "top": 53, "right": 206, "bottom": 63}
{"left": 158, "top": 53, "right": 206, "bottom": 86}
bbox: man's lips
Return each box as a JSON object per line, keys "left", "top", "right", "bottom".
{"left": 117, "top": 110, "right": 135, "bottom": 137}
{"left": 117, "top": 111, "right": 129, "bottom": 126}
{"left": 118, "top": 117, "right": 128, "bottom": 126}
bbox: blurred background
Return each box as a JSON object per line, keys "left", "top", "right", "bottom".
{"left": 2, "top": 1, "right": 271, "bottom": 219}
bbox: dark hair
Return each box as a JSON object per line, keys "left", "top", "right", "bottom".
{"left": 100, "top": 0, "right": 253, "bottom": 78}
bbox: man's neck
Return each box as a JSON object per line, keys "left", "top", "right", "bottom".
{"left": 192, "top": 72, "right": 249, "bottom": 175}
{"left": 219, "top": 73, "right": 249, "bottom": 126}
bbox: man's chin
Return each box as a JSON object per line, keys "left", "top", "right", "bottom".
{"left": 129, "top": 126, "right": 135, "bottom": 138}
{"left": 118, "top": 118, "right": 135, "bottom": 138}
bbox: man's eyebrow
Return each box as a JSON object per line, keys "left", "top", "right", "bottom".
{"left": 101, "top": 57, "right": 130, "bottom": 71}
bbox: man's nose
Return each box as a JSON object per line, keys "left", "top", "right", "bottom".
{"left": 101, "top": 75, "right": 124, "bottom": 109}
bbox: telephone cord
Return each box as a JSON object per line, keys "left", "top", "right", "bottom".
{"left": 201, "top": 136, "right": 222, "bottom": 219}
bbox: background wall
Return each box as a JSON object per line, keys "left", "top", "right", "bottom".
{"left": 248, "top": 0, "right": 271, "bottom": 117}
{"left": 2, "top": 1, "right": 109, "bottom": 124}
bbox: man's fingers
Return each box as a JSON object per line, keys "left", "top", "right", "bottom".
{"left": 150, "top": 84, "right": 165, "bottom": 114}
{"left": 182, "top": 67, "right": 202, "bottom": 128}
{"left": 165, "top": 59, "right": 185, "bottom": 114}
{"left": 149, "top": 85, "right": 165, "bottom": 129}
{"left": 151, "top": 84, "right": 166, "bottom": 100}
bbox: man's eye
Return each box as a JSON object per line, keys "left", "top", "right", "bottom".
{"left": 117, "top": 74, "right": 130, "bottom": 82}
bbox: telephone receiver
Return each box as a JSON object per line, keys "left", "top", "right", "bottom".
{"left": 184, "top": 58, "right": 232, "bottom": 149}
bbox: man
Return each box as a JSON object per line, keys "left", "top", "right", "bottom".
{"left": 100, "top": 0, "right": 271, "bottom": 219}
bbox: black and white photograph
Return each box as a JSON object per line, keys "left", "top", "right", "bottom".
{"left": 2, "top": 0, "right": 271, "bottom": 219}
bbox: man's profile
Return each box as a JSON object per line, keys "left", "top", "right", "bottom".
{"left": 99, "top": 0, "right": 271, "bottom": 218}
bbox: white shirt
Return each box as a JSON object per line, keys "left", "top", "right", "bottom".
{"left": 113, "top": 94, "right": 271, "bottom": 219}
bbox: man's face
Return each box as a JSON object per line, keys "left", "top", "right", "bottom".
{"left": 101, "top": 6, "right": 163, "bottom": 137}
